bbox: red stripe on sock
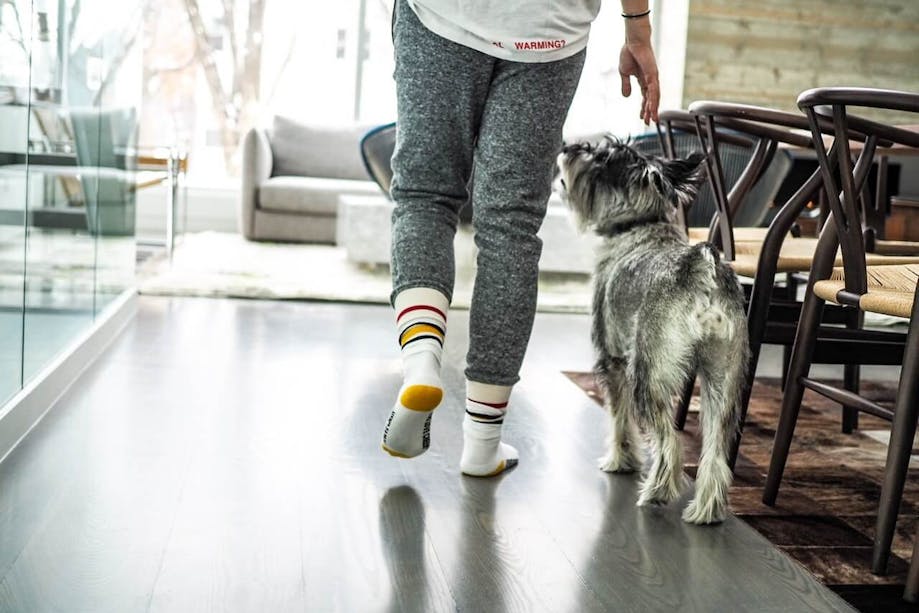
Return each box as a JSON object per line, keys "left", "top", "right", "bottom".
{"left": 467, "top": 398, "right": 508, "bottom": 409}
{"left": 398, "top": 304, "right": 447, "bottom": 322}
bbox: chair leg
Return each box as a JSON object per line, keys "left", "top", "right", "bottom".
{"left": 841, "top": 365, "right": 860, "bottom": 433}
{"left": 727, "top": 265, "right": 775, "bottom": 470}
{"left": 872, "top": 316, "right": 919, "bottom": 575}
{"left": 762, "top": 289, "right": 826, "bottom": 506}
{"left": 781, "top": 344, "right": 792, "bottom": 391}
{"left": 842, "top": 308, "right": 863, "bottom": 433}
{"left": 673, "top": 374, "right": 694, "bottom": 431}
{"left": 781, "top": 273, "right": 798, "bottom": 392}
{"left": 905, "top": 535, "right": 919, "bottom": 603}
{"left": 729, "top": 373, "right": 754, "bottom": 471}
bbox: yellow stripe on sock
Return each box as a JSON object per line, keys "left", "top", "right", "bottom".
{"left": 399, "top": 323, "right": 444, "bottom": 346}
{"left": 399, "top": 384, "right": 443, "bottom": 412}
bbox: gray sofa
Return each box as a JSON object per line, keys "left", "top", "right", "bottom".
{"left": 240, "top": 116, "right": 382, "bottom": 243}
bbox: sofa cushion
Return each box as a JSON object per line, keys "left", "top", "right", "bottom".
{"left": 258, "top": 176, "right": 381, "bottom": 216}
{"left": 269, "top": 116, "right": 374, "bottom": 181}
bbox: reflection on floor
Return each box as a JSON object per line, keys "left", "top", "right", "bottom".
{"left": 568, "top": 372, "right": 918, "bottom": 613}
{"left": 0, "top": 297, "right": 854, "bottom": 611}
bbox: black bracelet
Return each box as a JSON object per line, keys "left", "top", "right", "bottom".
{"left": 622, "top": 9, "right": 651, "bottom": 19}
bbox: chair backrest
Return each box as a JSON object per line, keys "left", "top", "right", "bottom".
{"left": 360, "top": 122, "right": 396, "bottom": 199}
{"left": 630, "top": 130, "right": 711, "bottom": 227}
{"left": 687, "top": 101, "right": 837, "bottom": 260}
{"left": 68, "top": 106, "right": 138, "bottom": 236}
{"left": 269, "top": 116, "right": 372, "bottom": 180}
{"left": 637, "top": 113, "right": 791, "bottom": 230}
{"left": 69, "top": 107, "right": 137, "bottom": 170}
{"left": 797, "top": 87, "right": 919, "bottom": 299}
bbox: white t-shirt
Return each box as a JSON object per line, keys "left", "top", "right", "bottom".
{"left": 406, "top": 0, "right": 602, "bottom": 63}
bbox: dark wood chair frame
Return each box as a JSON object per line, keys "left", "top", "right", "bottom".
{"left": 657, "top": 109, "right": 811, "bottom": 430}
{"left": 679, "top": 101, "right": 907, "bottom": 469}
{"left": 656, "top": 109, "right": 761, "bottom": 234}
{"left": 759, "top": 87, "right": 919, "bottom": 590}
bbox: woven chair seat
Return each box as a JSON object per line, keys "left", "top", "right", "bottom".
{"left": 873, "top": 239, "right": 919, "bottom": 256}
{"left": 688, "top": 227, "right": 771, "bottom": 243}
{"left": 722, "top": 238, "right": 919, "bottom": 278}
{"left": 813, "top": 264, "right": 919, "bottom": 318}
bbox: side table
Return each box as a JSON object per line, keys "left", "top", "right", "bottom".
{"left": 137, "top": 147, "right": 188, "bottom": 260}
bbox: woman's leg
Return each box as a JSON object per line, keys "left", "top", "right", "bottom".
{"left": 461, "top": 51, "right": 587, "bottom": 475}
{"left": 383, "top": 0, "right": 494, "bottom": 458}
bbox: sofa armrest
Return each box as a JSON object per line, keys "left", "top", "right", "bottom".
{"left": 239, "top": 127, "right": 273, "bottom": 238}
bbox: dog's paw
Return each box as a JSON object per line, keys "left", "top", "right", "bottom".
{"left": 682, "top": 497, "right": 727, "bottom": 525}
{"left": 598, "top": 450, "right": 641, "bottom": 473}
{"left": 636, "top": 478, "right": 683, "bottom": 507}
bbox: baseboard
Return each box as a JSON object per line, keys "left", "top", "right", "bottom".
{"left": 0, "top": 289, "right": 137, "bottom": 464}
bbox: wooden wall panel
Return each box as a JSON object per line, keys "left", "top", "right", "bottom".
{"left": 682, "top": 0, "right": 919, "bottom": 120}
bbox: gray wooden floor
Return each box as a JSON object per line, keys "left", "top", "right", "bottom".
{"left": 0, "top": 297, "right": 854, "bottom": 612}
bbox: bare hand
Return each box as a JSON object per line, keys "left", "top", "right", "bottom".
{"left": 619, "top": 41, "right": 660, "bottom": 125}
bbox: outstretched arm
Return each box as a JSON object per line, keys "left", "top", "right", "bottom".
{"left": 619, "top": 1, "right": 660, "bottom": 125}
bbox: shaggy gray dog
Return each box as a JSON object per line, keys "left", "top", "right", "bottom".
{"left": 556, "top": 138, "right": 749, "bottom": 525}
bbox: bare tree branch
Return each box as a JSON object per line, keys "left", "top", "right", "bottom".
{"left": 176, "top": 0, "right": 267, "bottom": 172}
{"left": 67, "top": 0, "right": 80, "bottom": 53}
{"left": 93, "top": 0, "right": 157, "bottom": 105}
{"left": 0, "top": 0, "right": 29, "bottom": 57}
{"left": 240, "top": 0, "right": 265, "bottom": 108}
{"left": 223, "top": 0, "right": 238, "bottom": 88}
{"left": 149, "top": 53, "right": 198, "bottom": 74}
{"left": 264, "top": 34, "right": 295, "bottom": 107}
{"left": 237, "top": 1, "right": 265, "bottom": 141}
{"left": 183, "top": 0, "right": 235, "bottom": 167}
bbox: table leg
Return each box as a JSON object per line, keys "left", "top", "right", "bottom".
{"left": 166, "top": 150, "right": 177, "bottom": 260}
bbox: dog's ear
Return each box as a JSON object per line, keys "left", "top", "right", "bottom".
{"left": 658, "top": 152, "right": 707, "bottom": 207}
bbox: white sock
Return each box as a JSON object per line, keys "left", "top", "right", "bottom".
{"left": 460, "top": 381, "right": 519, "bottom": 477}
{"left": 382, "top": 288, "right": 449, "bottom": 459}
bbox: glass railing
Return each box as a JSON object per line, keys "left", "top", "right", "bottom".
{"left": 0, "top": 0, "right": 142, "bottom": 405}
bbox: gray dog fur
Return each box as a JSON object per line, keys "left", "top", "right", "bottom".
{"left": 557, "top": 138, "right": 750, "bottom": 525}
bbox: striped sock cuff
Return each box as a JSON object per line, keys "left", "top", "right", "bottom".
{"left": 397, "top": 304, "right": 447, "bottom": 350}
{"left": 465, "top": 398, "right": 508, "bottom": 424}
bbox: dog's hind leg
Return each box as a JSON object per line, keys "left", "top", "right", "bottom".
{"left": 636, "top": 411, "right": 684, "bottom": 506}
{"left": 632, "top": 370, "right": 686, "bottom": 506}
{"left": 597, "top": 357, "right": 642, "bottom": 473}
{"left": 683, "top": 337, "right": 746, "bottom": 525}
{"left": 631, "top": 324, "right": 693, "bottom": 507}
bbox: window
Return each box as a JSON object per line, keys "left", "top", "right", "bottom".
{"left": 139, "top": 0, "right": 659, "bottom": 182}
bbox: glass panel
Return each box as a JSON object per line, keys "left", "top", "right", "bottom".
{"left": 0, "top": 0, "right": 31, "bottom": 404}
{"left": 21, "top": 0, "right": 95, "bottom": 383}
{"left": 92, "top": 2, "right": 140, "bottom": 316}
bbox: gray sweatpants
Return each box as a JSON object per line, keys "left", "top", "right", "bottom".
{"left": 390, "top": 0, "right": 586, "bottom": 386}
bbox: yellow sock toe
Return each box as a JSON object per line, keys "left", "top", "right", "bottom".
{"left": 381, "top": 443, "right": 412, "bottom": 458}
{"left": 399, "top": 384, "right": 443, "bottom": 412}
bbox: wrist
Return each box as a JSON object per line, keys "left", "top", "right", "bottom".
{"left": 620, "top": 1, "right": 650, "bottom": 18}
{"left": 625, "top": 21, "right": 652, "bottom": 45}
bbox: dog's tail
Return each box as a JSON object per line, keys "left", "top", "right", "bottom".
{"left": 677, "top": 242, "right": 746, "bottom": 341}
{"left": 689, "top": 240, "right": 749, "bottom": 429}
{"left": 685, "top": 308, "right": 749, "bottom": 524}
{"left": 677, "top": 242, "right": 722, "bottom": 288}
